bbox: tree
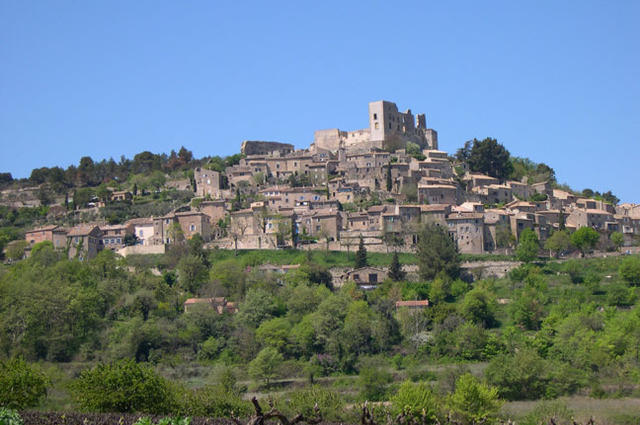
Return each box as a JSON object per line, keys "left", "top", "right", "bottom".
{"left": 177, "top": 254, "right": 208, "bottom": 293}
{"left": 355, "top": 236, "right": 368, "bottom": 268}
{"left": 495, "top": 223, "right": 515, "bottom": 249}
{"left": 515, "top": 228, "right": 539, "bottom": 263}
{"left": 389, "top": 251, "right": 406, "bottom": 281}
{"left": 544, "top": 230, "right": 571, "bottom": 258}
{"left": 611, "top": 231, "right": 624, "bottom": 251}
{"left": 570, "top": 227, "right": 600, "bottom": 257}
{"left": 248, "top": 347, "right": 283, "bottom": 386}
{"left": 416, "top": 223, "right": 460, "bottom": 280}
{"left": 390, "top": 381, "right": 438, "bottom": 423}
{"left": 70, "top": 359, "right": 174, "bottom": 414}
{"left": 619, "top": 257, "right": 640, "bottom": 286}
{"left": 467, "top": 138, "right": 513, "bottom": 180}
{"left": 460, "top": 288, "right": 498, "bottom": 328}
{"left": 447, "top": 374, "right": 502, "bottom": 425}
{"left": 0, "top": 357, "right": 49, "bottom": 409}
{"left": 386, "top": 163, "right": 393, "bottom": 192}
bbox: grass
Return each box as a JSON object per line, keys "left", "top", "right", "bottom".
{"left": 503, "top": 396, "right": 640, "bottom": 424}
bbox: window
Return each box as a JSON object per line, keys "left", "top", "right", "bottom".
{"left": 190, "top": 224, "right": 196, "bottom": 231}
{"left": 373, "top": 113, "right": 377, "bottom": 120}
{"left": 116, "top": 238, "right": 121, "bottom": 244}
{"left": 375, "top": 122, "right": 379, "bottom": 129}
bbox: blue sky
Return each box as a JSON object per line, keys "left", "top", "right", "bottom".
{"left": 1, "top": 1, "right": 638, "bottom": 202}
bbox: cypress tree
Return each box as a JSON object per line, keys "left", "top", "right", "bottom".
{"left": 355, "top": 235, "right": 368, "bottom": 268}
{"left": 389, "top": 251, "right": 406, "bottom": 281}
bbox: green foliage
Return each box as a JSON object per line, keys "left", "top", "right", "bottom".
{"left": 467, "top": 138, "right": 513, "bottom": 180}
{"left": 416, "top": 223, "right": 460, "bottom": 280}
{"left": 460, "top": 288, "right": 498, "bottom": 328}
{"left": 570, "top": 227, "right": 600, "bottom": 255}
{"left": 544, "top": 230, "right": 571, "bottom": 257}
{"left": 446, "top": 374, "right": 502, "bottom": 425}
{"left": 70, "top": 359, "right": 174, "bottom": 414}
{"left": 611, "top": 231, "right": 624, "bottom": 250}
{"left": 357, "top": 364, "right": 392, "bottom": 401}
{"left": 485, "top": 349, "right": 583, "bottom": 400}
{"left": 388, "top": 251, "right": 406, "bottom": 281}
{"left": 278, "top": 386, "right": 345, "bottom": 422}
{"left": 355, "top": 236, "right": 368, "bottom": 268}
{"left": 0, "top": 408, "right": 23, "bottom": 425}
{"left": 515, "top": 228, "right": 539, "bottom": 263}
{"left": 174, "top": 385, "right": 249, "bottom": 418}
{"left": 248, "top": 347, "right": 283, "bottom": 386}
{"left": 619, "top": 256, "right": 640, "bottom": 286}
{"left": 390, "top": 381, "right": 438, "bottom": 423}
{"left": 0, "top": 357, "right": 48, "bottom": 409}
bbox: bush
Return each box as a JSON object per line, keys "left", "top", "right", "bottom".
{"left": 447, "top": 374, "right": 502, "bottom": 425}
{"left": 619, "top": 256, "right": 640, "bottom": 286}
{"left": 358, "top": 365, "right": 392, "bottom": 401}
{"left": 70, "top": 359, "right": 174, "bottom": 414}
{"left": 278, "top": 386, "right": 345, "bottom": 422}
{"left": 390, "top": 381, "right": 438, "bottom": 423}
{"left": 174, "top": 385, "right": 250, "bottom": 418}
{"left": 0, "top": 408, "right": 23, "bottom": 425}
{"left": 0, "top": 357, "right": 48, "bottom": 409}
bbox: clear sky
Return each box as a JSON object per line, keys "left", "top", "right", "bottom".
{"left": 1, "top": 1, "right": 638, "bottom": 202}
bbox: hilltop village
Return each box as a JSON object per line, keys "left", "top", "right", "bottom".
{"left": 5, "top": 100, "right": 640, "bottom": 262}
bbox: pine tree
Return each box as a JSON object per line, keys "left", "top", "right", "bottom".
{"left": 386, "top": 163, "right": 393, "bottom": 192}
{"left": 389, "top": 251, "right": 406, "bottom": 281}
{"left": 355, "top": 235, "right": 368, "bottom": 268}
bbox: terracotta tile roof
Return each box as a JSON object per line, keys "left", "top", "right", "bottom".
{"left": 67, "top": 225, "right": 100, "bottom": 236}
{"left": 396, "top": 300, "right": 430, "bottom": 307}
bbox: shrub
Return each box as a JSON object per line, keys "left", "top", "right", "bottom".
{"left": 446, "top": 374, "right": 502, "bottom": 425}
{"left": 278, "top": 386, "right": 345, "bottom": 422}
{"left": 358, "top": 365, "right": 392, "bottom": 401}
{"left": 0, "top": 357, "right": 48, "bottom": 409}
{"left": 70, "top": 359, "right": 174, "bottom": 414}
{"left": 174, "top": 385, "right": 250, "bottom": 418}
{"left": 390, "top": 381, "right": 438, "bottom": 423}
{"left": 619, "top": 256, "right": 640, "bottom": 286}
{"left": 0, "top": 408, "right": 23, "bottom": 425}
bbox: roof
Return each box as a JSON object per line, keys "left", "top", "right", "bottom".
{"left": 420, "top": 204, "right": 451, "bottom": 212}
{"left": 67, "top": 225, "right": 100, "bottom": 236}
{"left": 447, "top": 213, "right": 484, "bottom": 220}
{"left": 126, "top": 217, "right": 154, "bottom": 226}
{"left": 26, "top": 225, "right": 59, "bottom": 233}
{"left": 396, "top": 300, "right": 430, "bottom": 307}
{"left": 184, "top": 297, "right": 226, "bottom": 305}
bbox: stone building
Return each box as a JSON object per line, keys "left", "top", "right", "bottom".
{"left": 313, "top": 100, "right": 438, "bottom": 153}
{"left": 447, "top": 212, "right": 485, "bottom": 254}
{"left": 25, "top": 225, "right": 68, "bottom": 249}
{"left": 67, "top": 225, "right": 103, "bottom": 260}
{"left": 194, "top": 168, "right": 222, "bottom": 198}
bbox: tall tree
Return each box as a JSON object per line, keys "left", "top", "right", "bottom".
{"left": 570, "top": 227, "right": 600, "bottom": 257}
{"left": 416, "top": 223, "right": 460, "bottom": 280}
{"left": 389, "top": 251, "right": 406, "bottom": 281}
{"left": 515, "top": 228, "right": 539, "bottom": 263}
{"left": 355, "top": 236, "right": 368, "bottom": 268}
{"left": 467, "top": 138, "right": 513, "bottom": 180}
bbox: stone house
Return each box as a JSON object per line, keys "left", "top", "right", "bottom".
{"left": 110, "top": 191, "right": 133, "bottom": 202}
{"left": 197, "top": 200, "right": 227, "bottom": 224}
{"left": 67, "top": 225, "right": 103, "bottom": 260}
{"left": 344, "top": 266, "right": 388, "bottom": 287}
{"left": 346, "top": 212, "right": 370, "bottom": 231}
{"left": 297, "top": 208, "right": 342, "bottom": 241}
{"left": 194, "top": 168, "right": 222, "bottom": 198}
{"left": 25, "top": 225, "right": 68, "bottom": 250}
{"left": 100, "top": 223, "right": 133, "bottom": 250}
{"left": 566, "top": 209, "right": 616, "bottom": 231}
{"left": 463, "top": 173, "right": 499, "bottom": 190}
{"left": 446, "top": 212, "right": 485, "bottom": 254}
{"left": 420, "top": 204, "right": 452, "bottom": 226}
{"left": 418, "top": 182, "right": 458, "bottom": 205}
{"left": 126, "top": 218, "right": 155, "bottom": 246}
{"left": 472, "top": 184, "right": 513, "bottom": 204}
